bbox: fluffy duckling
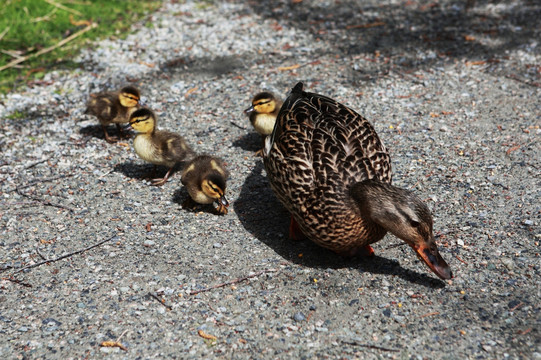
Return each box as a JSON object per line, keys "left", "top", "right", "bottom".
{"left": 85, "top": 86, "right": 141, "bottom": 143}
{"left": 129, "top": 108, "right": 194, "bottom": 186}
{"left": 181, "top": 155, "right": 229, "bottom": 215}
{"left": 244, "top": 92, "right": 282, "bottom": 156}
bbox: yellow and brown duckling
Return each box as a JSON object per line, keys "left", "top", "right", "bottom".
{"left": 181, "top": 155, "right": 229, "bottom": 215}
{"left": 129, "top": 108, "right": 194, "bottom": 186}
{"left": 263, "top": 82, "right": 452, "bottom": 280}
{"left": 244, "top": 92, "right": 282, "bottom": 156}
{"left": 85, "top": 85, "right": 141, "bottom": 143}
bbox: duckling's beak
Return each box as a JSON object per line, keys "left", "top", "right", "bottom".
{"left": 410, "top": 242, "right": 453, "bottom": 280}
{"left": 219, "top": 195, "right": 229, "bottom": 208}
{"left": 123, "top": 124, "right": 135, "bottom": 134}
{"left": 244, "top": 105, "right": 255, "bottom": 115}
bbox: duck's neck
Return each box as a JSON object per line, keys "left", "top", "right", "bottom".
{"left": 349, "top": 180, "right": 424, "bottom": 241}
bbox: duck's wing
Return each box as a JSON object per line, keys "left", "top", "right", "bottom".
{"left": 266, "top": 82, "right": 391, "bottom": 193}
{"left": 304, "top": 88, "right": 392, "bottom": 186}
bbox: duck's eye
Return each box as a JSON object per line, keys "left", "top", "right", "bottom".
{"left": 409, "top": 219, "right": 420, "bottom": 228}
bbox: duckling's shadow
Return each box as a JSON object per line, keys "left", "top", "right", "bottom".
{"left": 113, "top": 162, "right": 182, "bottom": 182}
{"left": 235, "top": 162, "right": 445, "bottom": 289}
{"left": 79, "top": 124, "right": 133, "bottom": 142}
{"left": 114, "top": 162, "right": 157, "bottom": 179}
{"left": 232, "top": 133, "right": 262, "bottom": 153}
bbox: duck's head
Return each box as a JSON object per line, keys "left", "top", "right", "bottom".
{"left": 351, "top": 180, "right": 452, "bottom": 280}
{"left": 118, "top": 86, "right": 140, "bottom": 108}
{"left": 244, "top": 92, "right": 279, "bottom": 116}
{"left": 129, "top": 108, "right": 156, "bottom": 134}
{"left": 202, "top": 172, "right": 229, "bottom": 214}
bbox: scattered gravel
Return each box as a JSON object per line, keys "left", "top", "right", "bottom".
{"left": 0, "top": 0, "right": 540, "bottom": 359}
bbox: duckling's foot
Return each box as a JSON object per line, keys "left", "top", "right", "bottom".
{"left": 254, "top": 149, "right": 264, "bottom": 157}
{"left": 149, "top": 167, "right": 173, "bottom": 186}
{"left": 116, "top": 124, "right": 132, "bottom": 139}
{"left": 150, "top": 178, "right": 167, "bottom": 186}
{"left": 182, "top": 197, "right": 198, "bottom": 211}
{"left": 103, "top": 127, "right": 119, "bottom": 143}
{"left": 215, "top": 203, "right": 228, "bottom": 215}
{"left": 289, "top": 216, "right": 307, "bottom": 241}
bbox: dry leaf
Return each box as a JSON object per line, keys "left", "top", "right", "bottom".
{"left": 278, "top": 64, "right": 300, "bottom": 71}
{"left": 69, "top": 15, "right": 91, "bottom": 26}
{"left": 346, "top": 21, "right": 385, "bottom": 30}
{"left": 145, "top": 222, "right": 152, "bottom": 232}
{"left": 185, "top": 87, "right": 198, "bottom": 97}
{"left": 464, "top": 35, "right": 476, "bottom": 41}
{"left": 100, "top": 341, "right": 127, "bottom": 351}
{"left": 198, "top": 330, "right": 217, "bottom": 341}
{"left": 466, "top": 60, "right": 486, "bottom": 66}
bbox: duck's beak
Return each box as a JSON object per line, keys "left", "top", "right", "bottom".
{"left": 410, "top": 242, "right": 453, "bottom": 280}
{"left": 244, "top": 105, "right": 254, "bottom": 115}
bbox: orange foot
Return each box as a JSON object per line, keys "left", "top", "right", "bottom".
{"left": 359, "top": 245, "right": 375, "bottom": 257}
{"left": 289, "top": 216, "right": 307, "bottom": 241}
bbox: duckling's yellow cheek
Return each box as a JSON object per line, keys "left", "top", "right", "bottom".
{"left": 256, "top": 102, "right": 275, "bottom": 114}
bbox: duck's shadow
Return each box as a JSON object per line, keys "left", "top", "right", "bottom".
{"left": 235, "top": 161, "right": 445, "bottom": 289}
{"left": 232, "top": 133, "right": 262, "bottom": 153}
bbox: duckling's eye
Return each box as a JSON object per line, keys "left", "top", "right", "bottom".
{"left": 256, "top": 100, "right": 271, "bottom": 106}
{"left": 131, "top": 116, "right": 148, "bottom": 124}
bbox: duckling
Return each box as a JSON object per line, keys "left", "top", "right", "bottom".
{"left": 181, "top": 155, "right": 229, "bottom": 215}
{"left": 263, "top": 82, "right": 452, "bottom": 280}
{"left": 85, "top": 85, "right": 141, "bottom": 143}
{"left": 244, "top": 92, "right": 282, "bottom": 156}
{"left": 129, "top": 108, "right": 194, "bottom": 186}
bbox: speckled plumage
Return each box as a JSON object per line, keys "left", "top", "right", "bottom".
{"left": 264, "top": 82, "right": 452, "bottom": 280}
{"left": 85, "top": 86, "right": 141, "bottom": 142}
{"left": 264, "top": 82, "right": 392, "bottom": 254}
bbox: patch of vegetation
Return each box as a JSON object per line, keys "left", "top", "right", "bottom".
{"left": 5, "top": 110, "right": 27, "bottom": 120}
{"left": 0, "top": 0, "right": 162, "bottom": 95}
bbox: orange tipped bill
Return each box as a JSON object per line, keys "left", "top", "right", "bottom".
{"left": 411, "top": 243, "right": 453, "bottom": 280}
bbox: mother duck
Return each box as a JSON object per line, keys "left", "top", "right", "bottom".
{"left": 263, "top": 82, "right": 452, "bottom": 280}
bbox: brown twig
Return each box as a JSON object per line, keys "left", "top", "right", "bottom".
{"left": 420, "top": 311, "right": 440, "bottom": 318}
{"left": 0, "top": 22, "right": 97, "bottom": 72}
{"left": 189, "top": 269, "right": 278, "bottom": 295}
{"left": 10, "top": 174, "right": 75, "bottom": 192}
{"left": 24, "top": 155, "right": 54, "bottom": 170}
{"left": 341, "top": 340, "right": 399, "bottom": 352}
{"left": 147, "top": 292, "right": 172, "bottom": 310}
{"left": 455, "top": 255, "right": 468, "bottom": 264}
{"left": 7, "top": 234, "right": 117, "bottom": 275}
{"left": 0, "top": 27, "right": 10, "bottom": 42}
{"left": 16, "top": 187, "right": 78, "bottom": 212}
{"left": 1, "top": 277, "right": 33, "bottom": 288}
{"left": 43, "top": 0, "right": 83, "bottom": 16}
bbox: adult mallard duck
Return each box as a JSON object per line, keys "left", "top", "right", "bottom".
{"left": 263, "top": 82, "right": 452, "bottom": 280}
{"left": 181, "top": 155, "right": 229, "bottom": 215}
{"left": 129, "top": 108, "right": 194, "bottom": 186}
{"left": 244, "top": 92, "right": 283, "bottom": 156}
{"left": 85, "top": 86, "right": 141, "bottom": 143}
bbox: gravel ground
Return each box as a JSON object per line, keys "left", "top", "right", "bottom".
{"left": 0, "top": 0, "right": 540, "bottom": 358}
